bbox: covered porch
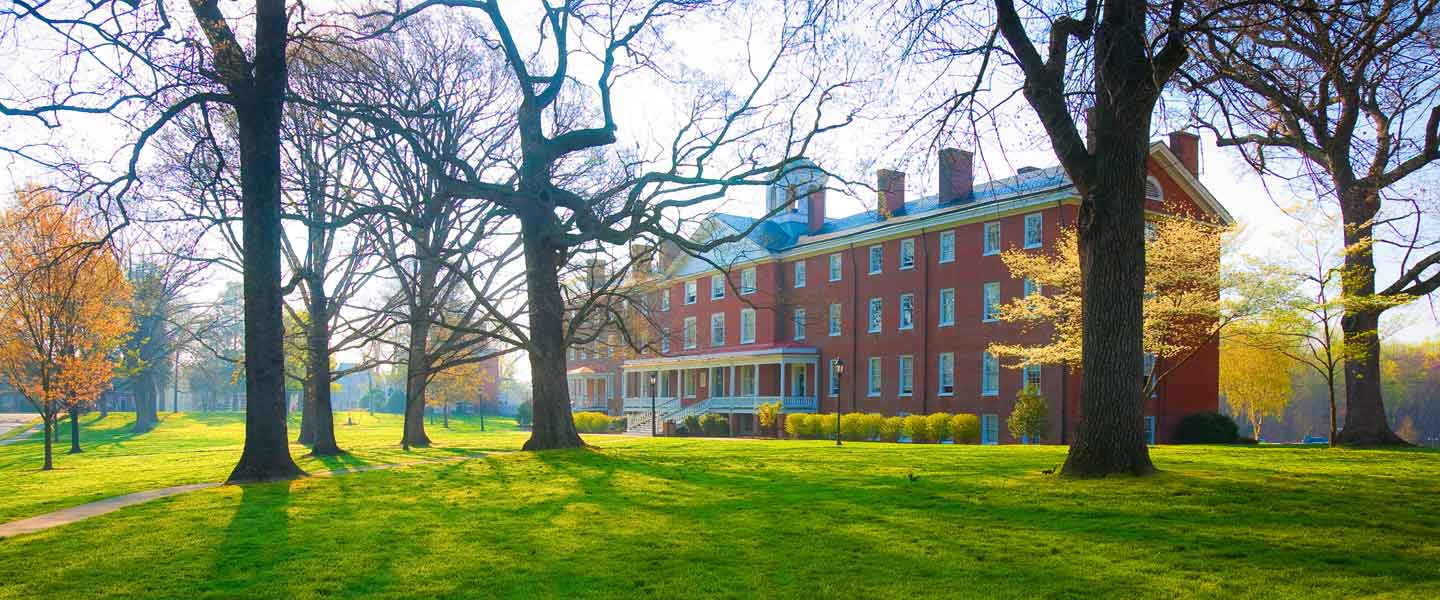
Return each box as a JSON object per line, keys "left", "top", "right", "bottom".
{"left": 620, "top": 345, "right": 821, "bottom": 434}
{"left": 566, "top": 367, "right": 616, "bottom": 414}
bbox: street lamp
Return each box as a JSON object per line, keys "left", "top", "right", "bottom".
{"left": 832, "top": 358, "right": 845, "bottom": 446}
{"left": 649, "top": 372, "right": 659, "bottom": 437}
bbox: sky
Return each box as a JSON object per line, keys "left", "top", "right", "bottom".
{"left": 0, "top": 0, "right": 1437, "bottom": 382}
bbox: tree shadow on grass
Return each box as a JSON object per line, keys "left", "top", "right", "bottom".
{"left": 209, "top": 480, "right": 293, "bottom": 597}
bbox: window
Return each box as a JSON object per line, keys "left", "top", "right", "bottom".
{"left": 1145, "top": 176, "right": 1163, "bottom": 201}
{"left": 740, "top": 308, "right": 756, "bottom": 344}
{"left": 567, "top": 348, "right": 575, "bottom": 360}
{"left": 900, "top": 238, "right": 916, "bottom": 269}
{"left": 711, "top": 367, "right": 727, "bottom": 396}
{"left": 899, "top": 293, "right": 915, "bottom": 330}
{"left": 829, "top": 254, "right": 842, "bottom": 281}
{"left": 938, "top": 353, "right": 955, "bottom": 395}
{"left": 1024, "top": 213, "right": 1043, "bottom": 248}
{"left": 1145, "top": 221, "right": 1158, "bottom": 242}
{"left": 939, "top": 231, "right": 955, "bottom": 263}
{"left": 981, "top": 351, "right": 999, "bottom": 396}
{"left": 794, "top": 260, "right": 806, "bottom": 288}
{"left": 684, "top": 371, "right": 697, "bottom": 398}
{"left": 711, "top": 274, "right": 726, "bottom": 300}
{"left": 1143, "top": 352, "right": 1157, "bottom": 379}
{"left": 661, "top": 331, "right": 671, "bottom": 354}
{"left": 867, "top": 357, "right": 882, "bottom": 397}
{"left": 868, "top": 298, "right": 883, "bottom": 333}
{"left": 741, "top": 267, "right": 757, "bottom": 295}
{"left": 1023, "top": 278, "right": 1040, "bottom": 299}
{"left": 1023, "top": 364, "right": 1041, "bottom": 393}
{"left": 711, "top": 313, "right": 725, "bottom": 346}
{"left": 868, "top": 245, "right": 883, "bottom": 274}
{"left": 828, "top": 303, "right": 842, "bottom": 336}
{"left": 660, "top": 289, "right": 671, "bottom": 311}
{"left": 1145, "top": 416, "right": 1157, "bottom": 445}
{"left": 829, "top": 360, "right": 841, "bottom": 395}
{"left": 740, "top": 365, "right": 758, "bottom": 396}
{"left": 982, "top": 414, "right": 999, "bottom": 445}
{"left": 684, "top": 280, "right": 697, "bottom": 305}
{"left": 579, "top": 347, "right": 587, "bottom": 360}
{"left": 793, "top": 308, "right": 806, "bottom": 340}
{"left": 898, "top": 355, "right": 914, "bottom": 396}
{"left": 982, "top": 282, "right": 1001, "bottom": 322}
{"left": 983, "top": 221, "right": 1001, "bottom": 255}
{"left": 939, "top": 288, "right": 955, "bottom": 326}
{"left": 683, "top": 317, "right": 697, "bottom": 349}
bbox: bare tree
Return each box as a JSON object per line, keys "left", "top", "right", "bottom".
{"left": 1183, "top": 0, "right": 1440, "bottom": 445}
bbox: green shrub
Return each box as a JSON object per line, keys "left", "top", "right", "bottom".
{"left": 1008, "top": 385, "right": 1049, "bottom": 443}
{"left": 926, "top": 412, "right": 953, "bottom": 443}
{"left": 815, "top": 413, "right": 839, "bottom": 439}
{"left": 699, "top": 413, "right": 730, "bottom": 437}
{"left": 840, "top": 413, "right": 866, "bottom": 441}
{"left": 879, "top": 416, "right": 905, "bottom": 442}
{"left": 757, "top": 402, "right": 781, "bottom": 436}
{"left": 783, "top": 413, "right": 804, "bottom": 438}
{"left": 1176, "top": 412, "right": 1238, "bottom": 444}
{"left": 903, "top": 414, "right": 931, "bottom": 443}
{"left": 572, "top": 412, "right": 613, "bottom": 433}
{"left": 951, "top": 413, "right": 981, "bottom": 444}
{"left": 861, "top": 413, "right": 885, "bottom": 440}
{"left": 516, "top": 400, "right": 533, "bottom": 427}
{"left": 682, "top": 415, "right": 702, "bottom": 436}
{"left": 608, "top": 416, "right": 627, "bottom": 432}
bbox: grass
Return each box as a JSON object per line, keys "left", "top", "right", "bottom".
{"left": 0, "top": 415, "right": 1437, "bottom": 599}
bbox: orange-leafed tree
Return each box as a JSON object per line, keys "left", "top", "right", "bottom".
{"left": 0, "top": 188, "right": 132, "bottom": 470}
{"left": 428, "top": 361, "right": 496, "bottom": 430}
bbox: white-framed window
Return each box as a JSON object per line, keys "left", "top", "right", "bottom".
{"left": 939, "top": 231, "right": 955, "bottom": 263}
{"left": 794, "top": 260, "right": 806, "bottom": 288}
{"left": 868, "top": 245, "right": 883, "bottom": 274}
{"left": 661, "top": 331, "right": 671, "bottom": 354}
{"left": 1145, "top": 416, "right": 1157, "bottom": 445}
{"left": 938, "top": 353, "right": 955, "bottom": 395}
{"left": 983, "top": 221, "right": 1001, "bottom": 255}
{"left": 740, "top": 308, "right": 756, "bottom": 344}
{"left": 711, "top": 313, "right": 725, "bottom": 346}
{"left": 740, "top": 267, "right": 757, "bottom": 295}
{"left": 900, "top": 238, "right": 916, "bottom": 269}
{"left": 983, "top": 282, "right": 1001, "bottom": 322}
{"left": 684, "top": 371, "right": 697, "bottom": 398}
{"left": 939, "top": 288, "right": 955, "bottom": 326}
{"left": 1023, "top": 278, "right": 1040, "bottom": 299}
{"left": 684, "top": 280, "right": 697, "bottom": 305}
{"left": 868, "top": 298, "right": 883, "bottom": 333}
{"left": 1145, "top": 176, "right": 1164, "bottom": 201}
{"left": 898, "top": 355, "right": 914, "bottom": 396}
{"left": 1024, "top": 213, "right": 1043, "bottom": 249}
{"left": 982, "top": 414, "right": 999, "bottom": 445}
{"left": 567, "top": 348, "right": 576, "bottom": 360}
{"left": 711, "top": 367, "right": 727, "bottom": 396}
{"left": 683, "top": 317, "right": 697, "bottom": 349}
{"left": 1022, "top": 364, "right": 1041, "bottom": 393}
{"left": 579, "top": 347, "right": 587, "bottom": 360}
{"left": 711, "top": 274, "right": 726, "bottom": 300}
{"left": 867, "top": 357, "right": 882, "bottom": 397}
{"left": 829, "top": 253, "right": 842, "bottom": 281}
{"left": 1143, "top": 352, "right": 1157, "bottom": 379}
{"left": 899, "top": 293, "right": 915, "bottom": 330}
{"left": 740, "top": 365, "right": 758, "bottom": 396}
{"left": 828, "top": 303, "right": 842, "bottom": 336}
{"left": 829, "top": 360, "right": 841, "bottom": 395}
{"left": 659, "top": 289, "right": 671, "bottom": 311}
{"left": 793, "top": 308, "right": 806, "bottom": 340}
{"left": 981, "top": 351, "right": 999, "bottom": 396}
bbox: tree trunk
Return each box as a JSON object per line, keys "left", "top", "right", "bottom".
{"left": 1335, "top": 197, "right": 1407, "bottom": 446}
{"left": 225, "top": 0, "right": 303, "bottom": 483}
{"left": 520, "top": 214, "right": 584, "bottom": 451}
{"left": 68, "top": 408, "right": 82, "bottom": 454}
{"left": 99, "top": 395, "right": 108, "bottom": 418}
{"left": 298, "top": 386, "right": 315, "bottom": 444}
{"left": 1326, "top": 370, "right": 1339, "bottom": 446}
{"left": 1059, "top": 32, "right": 1156, "bottom": 476}
{"left": 134, "top": 376, "right": 158, "bottom": 433}
{"left": 42, "top": 416, "right": 53, "bottom": 470}
{"left": 401, "top": 317, "right": 433, "bottom": 448}
{"left": 306, "top": 287, "right": 341, "bottom": 455}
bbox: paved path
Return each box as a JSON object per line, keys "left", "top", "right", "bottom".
{"left": 0, "top": 414, "right": 38, "bottom": 446}
{"left": 0, "top": 454, "right": 481, "bottom": 540}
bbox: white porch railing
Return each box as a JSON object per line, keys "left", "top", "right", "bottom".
{"left": 666, "top": 395, "right": 818, "bottom": 422}
{"left": 621, "top": 396, "right": 680, "bottom": 413}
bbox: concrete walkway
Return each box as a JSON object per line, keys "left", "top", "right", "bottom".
{"left": 0, "top": 454, "right": 480, "bottom": 540}
{"left": 0, "top": 414, "right": 38, "bottom": 446}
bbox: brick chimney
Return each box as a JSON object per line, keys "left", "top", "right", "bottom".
{"left": 629, "top": 244, "right": 653, "bottom": 273}
{"left": 878, "top": 169, "right": 906, "bottom": 219}
{"left": 938, "top": 148, "right": 974, "bottom": 204}
{"left": 806, "top": 187, "right": 826, "bottom": 234}
{"left": 1169, "top": 131, "right": 1201, "bottom": 176}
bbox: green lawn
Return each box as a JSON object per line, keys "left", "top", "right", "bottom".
{"left": 1, "top": 415, "right": 1437, "bottom": 599}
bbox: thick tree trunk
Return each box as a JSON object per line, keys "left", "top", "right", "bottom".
{"left": 401, "top": 318, "right": 432, "bottom": 448}
{"left": 1059, "top": 29, "right": 1155, "bottom": 476}
{"left": 133, "top": 376, "right": 158, "bottom": 433}
{"left": 68, "top": 408, "right": 82, "bottom": 454}
{"left": 521, "top": 214, "right": 584, "bottom": 451}
{"left": 1335, "top": 199, "right": 1407, "bottom": 446}
{"left": 42, "top": 417, "right": 53, "bottom": 471}
{"left": 298, "top": 386, "right": 315, "bottom": 444}
{"left": 225, "top": 0, "right": 303, "bottom": 483}
{"left": 307, "top": 287, "right": 341, "bottom": 455}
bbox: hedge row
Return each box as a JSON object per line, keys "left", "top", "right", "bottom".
{"left": 784, "top": 412, "right": 982, "bottom": 443}
{"left": 573, "top": 411, "right": 625, "bottom": 433}
{"left": 677, "top": 414, "right": 731, "bottom": 437}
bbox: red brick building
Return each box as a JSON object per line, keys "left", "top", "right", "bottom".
{"left": 568, "top": 133, "right": 1231, "bottom": 443}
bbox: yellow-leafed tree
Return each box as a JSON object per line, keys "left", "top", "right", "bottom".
{"left": 1220, "top": 323, "right": 1299, "bottom": 441}
{"left": 0, "top": 188, "right": 132, "bottom": 469}
{"left": 990, "top": 218, "right": 1252, "bottom": 396}
{"left": 428, "top": 361, "right": 495, "bottom": 429}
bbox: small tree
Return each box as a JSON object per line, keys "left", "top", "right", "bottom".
{"left": 757, "top": 402, "right": 781, "bottom": 438}
{"left": 1221, "top": 324, "right": 1299, "bottom": 441}
{"left": 1008, "top": 386, "right": 1049, "bottom": 444}
{"left": 0, "top": 189, "right": 133, "bottom": 469}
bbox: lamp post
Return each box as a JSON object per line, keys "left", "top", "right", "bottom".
{"left": 832, "top": 358, "right": 845, "bottom": 446}
{"left": 649, "top": 372, "right": 659, "bottom": 437}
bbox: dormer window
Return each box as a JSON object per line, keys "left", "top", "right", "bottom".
{"left": 1145, "top": 176, "right": 1163, "bottom": 202}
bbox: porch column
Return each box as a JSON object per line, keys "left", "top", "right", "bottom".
{"left": 621, "top": 371, "right": 628, "bottom": 399}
